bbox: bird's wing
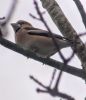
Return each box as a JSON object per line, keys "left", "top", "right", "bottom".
{"left": 25, "top": 27, "right": 65, "bottom": 40}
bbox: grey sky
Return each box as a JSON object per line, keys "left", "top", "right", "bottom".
{"left": 0, "top": 0, "right": 86, "bottom": 100}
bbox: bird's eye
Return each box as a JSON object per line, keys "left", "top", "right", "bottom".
{"left": 18, "top": 23, "right": 21, "bottom": 26}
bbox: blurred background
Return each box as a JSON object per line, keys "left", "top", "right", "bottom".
{"left": 0, "top": 0, "right": 86, "bottom": 100}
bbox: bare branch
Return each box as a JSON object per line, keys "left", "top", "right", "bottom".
{"left": 33, "top": 0, "right": 67, "bottom": 62}
{"left": 33, "top": 0, "right": 76, "bottom": 90}
{"left": 29, "top": 13, "right": 41, "bottom": 21}
{"left": 0, "top": 17, "right": 5, "bottom": 20}
{"left": 49, "top": 69, "right": 57, "bottom": 87}
{"left": 73, "top": 0, "right": 86, "bottom": 28}
{"left": 0, "top": 37, "right": 85, "bottom": 79}
{"left": 40, "top": 0, "right": 86, "bottom": 74}
{"left": 1, "top": 0, "right": 17, "bottom": 25}
{"left": 30, "top": 75, "right": 75, "bottom": 100}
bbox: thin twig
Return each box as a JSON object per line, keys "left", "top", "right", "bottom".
{"left": 49, "top": 69, "right": 57, "bottom": 87}
{"left": 1, "top": 0, "right": 17, "bottom": 25}
{"left": 33, "top": 0, "right": 76, "bottom": 91}
{"left": 33, "top": 0, "right": 67, "bottom": 62}
{"left": 30, "top": 75, "right": 75, "bottom": 100}
{"left": 73, "top": 0, "right": 86, "bottom": 28}
{"left": 29, "top": 13, "right": 41, "bottom": 21}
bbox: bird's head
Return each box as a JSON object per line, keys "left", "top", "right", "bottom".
{"left": 11, "top": 20, "right": 32, "bottom": 33}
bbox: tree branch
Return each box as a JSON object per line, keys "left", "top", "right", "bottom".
{"left": 0, "top": 0, "right": 17, "bottom": 25}
{"left": 73, "top": 0, "right": 86, "bottom": 28}
{"left": 40, "top": 0, "right": 86, "bottom": 74}
{"left": 0, "top": 37, "right": 86, "bottom": 79}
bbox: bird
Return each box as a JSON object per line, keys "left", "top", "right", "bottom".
{"left": 11, "top": 20, "right": 70, "bottom": 58}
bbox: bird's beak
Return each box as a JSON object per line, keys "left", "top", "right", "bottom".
{"left": 11, "top": 23, "right": 20, "bottom": 32}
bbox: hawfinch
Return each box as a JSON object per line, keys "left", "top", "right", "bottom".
{"left": 11, "top": 20, "right": 70, "bottom": 58}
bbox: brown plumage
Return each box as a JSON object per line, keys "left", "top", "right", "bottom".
{"left": 11, "top": 20, "right": 70, "bottom": 58}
